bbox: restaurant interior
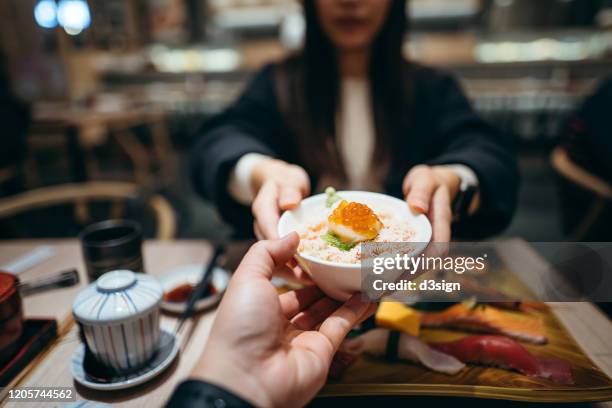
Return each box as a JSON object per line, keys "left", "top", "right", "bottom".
{"left": 1, "top": 0, "right": 612, "bottom": 406}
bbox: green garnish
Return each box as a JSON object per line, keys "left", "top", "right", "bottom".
{"left": 325, "top": 186, "right": 342, "bottom": 208}
{"left": 322, "top": 231, "right": 356, "bottom": 251}
{"left": 462, "top": 297, "right": 478, "bottom": 310}
{"left": 462, "top": 297, "right": 486, "bottom": 311}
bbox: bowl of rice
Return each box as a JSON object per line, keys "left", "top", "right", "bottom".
{"left": 278, "top": 190, "right": 432, "bottom": 300}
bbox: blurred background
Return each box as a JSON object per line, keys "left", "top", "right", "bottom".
{"left": 1, "top": 0, "right": 611, "bottom": 242}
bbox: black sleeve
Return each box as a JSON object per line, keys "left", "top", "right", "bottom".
{"left": 166, "top": 380, "right": 254, "bottom": 408}
{"left": 424, "top": 71, "right": 519, "bottom": 238}
{"left": 564, "top": 76, "right": 612, "bottom": 181}
{"left": 190, "top": 64, "right": 284, "bottom": 237}
{"left": 0, "top": 69, "right": 29, "bottom": 168}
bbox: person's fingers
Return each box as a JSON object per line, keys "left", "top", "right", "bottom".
{"left": 318, "top": 294, "right": 373, "bottom": 352}
{"left": 308, "top": 297, "right": 376, "bottom": 332}
{"left": 429, "top": 186, "right": 452, "bottom": 242}
{"left": 266, "top": 232, "right": 300, "bottom": 267}
{"left": 340, "top": 336, "right": 364, "bottom": 353}
{"left": 423, "top": 240, "right": 449, "bottom": 259}
{"left": 252, "top": 181, "right": 281, "bottom": 239}
{"left": 360, "top": 303, "right": 378, "bottom": 324}
{"left": 404, "top": 166, "right": 436, "bottom": 213}
{"left": 402, "top": 164, "right": 428, "bottom": 195}
{"left": 235, "top": 233, "right": 300, "bottom": 280}
{"left": 253, "top": 222, "right": 264, "bottom": 241}
{"left": 290, "top": 164, "right": 311, "bottom": 197}
{"left": 273, "top": 263, "right": 314, "bottom": 285}
{"left": 290, "top": 264, "right": 313, "bottom": 284}
{"left": 291, "top": 297, "right": 341, "bottom": 331}
{"left": 278, "top": 186, "right": 303, "bottom": 211}
{"left": 287, "top": 257, "right": 298, "bottom": 269}
{"left": 279, "top": 285, "right": 325, "bottom": 319}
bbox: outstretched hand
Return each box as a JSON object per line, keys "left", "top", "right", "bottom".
{"left": 403, "top": 165, "right": 461, "bottom": 242}
{"left": 251, "top": 160, "right": 310, "bottom": 240}
{"left": 191, "top": 233, "right": 376, "bottom": 408}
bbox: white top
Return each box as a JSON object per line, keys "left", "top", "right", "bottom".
{"left": 338, "top": 77, "right": 376, "bottom": 190}
{"left": 228, "top": 77, "right": 478, "bottom": 205}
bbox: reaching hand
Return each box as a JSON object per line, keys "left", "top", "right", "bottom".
{"left": 191, "top": 234, "right": 376, "bottom": 408}
{"left": 251, "top": 159, "right": 310, "bottom": 240}
{"left": 403, "top": 165, "right": 461, "bottom": 242}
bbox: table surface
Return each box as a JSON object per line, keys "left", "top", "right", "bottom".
{"left": 1, "top": 238, "right": 611, "bottom": 407}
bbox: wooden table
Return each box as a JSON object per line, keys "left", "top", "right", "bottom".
{"left": 1, "top": 239, "right": 611, "bottom": 407}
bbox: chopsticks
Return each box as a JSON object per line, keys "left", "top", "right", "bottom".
{"left": 174, "top": 244, "right": 225, "bottom": 334}
{"left": 18, "top": 269, "right": 80, "bottom": 296}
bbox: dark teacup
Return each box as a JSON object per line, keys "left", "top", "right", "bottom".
{"left": 79, "top": 219, "right": 144, "bottom": 282}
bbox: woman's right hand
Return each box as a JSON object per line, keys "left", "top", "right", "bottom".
{"left": 251, "top": 159, "right": 310, "bottom": 240}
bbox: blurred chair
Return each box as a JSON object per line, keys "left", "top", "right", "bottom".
{"left": 29, "top": 105, "right": 176, "bottom": 186}
{"left": 0, "top": 165, "right": 18, "bottom": 189}
{"left": 551, "top": 146, "right": 612, "bottom": 240}
{"left": 0, "top": 182, "right": 176, "bottom": 240}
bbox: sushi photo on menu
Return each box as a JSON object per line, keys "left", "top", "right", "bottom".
{"left": 1, "top": 0, "right": 612, "bottom": 406}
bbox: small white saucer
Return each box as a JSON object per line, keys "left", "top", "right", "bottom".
{"left": 71, "top": 329, "right": 179, "bottom": 391}
{"left": 158, "top": 264, "right": 230, "bottom": 314}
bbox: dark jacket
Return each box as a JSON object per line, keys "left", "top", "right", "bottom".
{"left": 191, "top": 62, "right": 519, "bottom": 238}
{"left": 0, "top": 64, "right": 28, "bottom": 170}
{"left": 563, "top": 76, "right": 612, "bottom": 182}
{"left": 167, "top": 380, "right": 252, "bottom": 407}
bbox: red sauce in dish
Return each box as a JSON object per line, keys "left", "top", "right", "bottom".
{"left": 164, "top": 283, "right": 217, "bottom": 303}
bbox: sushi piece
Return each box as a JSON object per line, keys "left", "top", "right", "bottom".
{"left": 342, "top": 329, "right": 465, "bottom": 375}
{"left": 328, "top": 351, "right": 358, "bottom": 380}
{"left": 327, "top": 200, "right": 383, "bottom": 244}
{"left": 429, "top": 335, "right": 574, "bottom": 385}
{"left": 376, "top": 301, "right": 421, "bottom": 336}
{"left": 420, "top": 303, "right": 547, "bottom": 344}
{"left": 488, "top": 301, "right": 549, "bottom": 314}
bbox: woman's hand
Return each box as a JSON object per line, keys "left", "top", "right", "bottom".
{"left": 191, "top": 234, "right": 376, "bottom": 408}
{"left": 403, "top": 165, "right": 461, "bottom": 242}
{"left": 251, "top": 159, "right": 310, "bottom": 240}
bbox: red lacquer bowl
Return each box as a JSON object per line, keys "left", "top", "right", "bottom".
{"left": 0, "top": 271, "right": 23, "bottom": 367}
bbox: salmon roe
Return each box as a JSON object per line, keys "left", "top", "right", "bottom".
{"left": 328, "top": 200, "right": 382, "bottom": 237}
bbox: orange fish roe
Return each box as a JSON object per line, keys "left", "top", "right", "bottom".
{"left": 328, "top": 200, "right": 383, "bottom": 239}
{"left": 308, "top": 222, "right": 325, "bottom": 232}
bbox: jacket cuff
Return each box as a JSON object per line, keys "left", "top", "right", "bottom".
{"left": 228, "top": 153, "right": 274, "bottom": 205}
{"left": 166, "top": 379, "right": 254, "bottom": 408}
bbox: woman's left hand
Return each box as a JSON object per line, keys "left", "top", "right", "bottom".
{"left": 402, "top": 165, "right": 461, "bottom": 242}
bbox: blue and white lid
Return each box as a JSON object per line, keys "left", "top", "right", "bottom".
{"left": 72, "top": 270, "right": 163, "bottom": 325}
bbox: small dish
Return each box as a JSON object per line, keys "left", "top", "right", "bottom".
{"left": 158, "top": 264, "right": 230, "bottom": 314}
{"left": 71, "top": 328, "right": 179, "bottom": 391}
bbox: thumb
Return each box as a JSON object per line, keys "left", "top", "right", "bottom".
{"left": 236, "top": 233, "right": 300, "bottom": 280}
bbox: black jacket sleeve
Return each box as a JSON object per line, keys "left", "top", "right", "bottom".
{"left": 166, "top": 380, "right": 254, "bottom": 408}
{"left": 190, "top": 64, "right": 284, "bottom": 236}
{"left": 0, "top": 67, "right": 29, "bottom": 169}
{"left": 423, "top": 70, "right": 519, "bottom": 237}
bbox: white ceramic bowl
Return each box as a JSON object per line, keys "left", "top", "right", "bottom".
{"left": 72, "top": 270, "right": 163, "bottom": 373}
{"left": 278, "top": 191, "right": 432, "bottom": 300}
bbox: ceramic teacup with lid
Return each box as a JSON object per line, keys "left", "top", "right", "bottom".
{"left": 72, "top": 270, "right": 163, "bottom": 374}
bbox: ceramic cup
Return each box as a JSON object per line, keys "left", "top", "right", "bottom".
{"left": 80, "top": 220, "right": 144, "bottom": 282}
{"left": 72, "top": 270, "right": 163, "bottom": 374}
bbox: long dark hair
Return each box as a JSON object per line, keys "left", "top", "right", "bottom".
{"left": 277, "top": 0, "right": 410, "bottom": 181}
